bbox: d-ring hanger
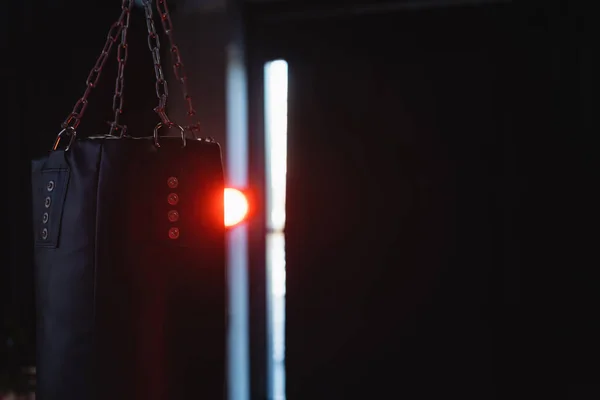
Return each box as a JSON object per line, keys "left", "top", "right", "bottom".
{"left": 52, "top": 127, "right": 77, "bottom": 152}
{"left": 153, "top": 122, "right": 186, "bottom": 148}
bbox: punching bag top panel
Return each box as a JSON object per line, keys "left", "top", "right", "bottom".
{"left": 43, "top": 135, "right": 222, "bottom": 166}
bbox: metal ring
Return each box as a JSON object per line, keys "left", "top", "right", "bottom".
{"left": 153, "top": 122, "right": 186, "bottom": 148}
{"left": 52, "top": 127, "right": 77, "bottom": 151}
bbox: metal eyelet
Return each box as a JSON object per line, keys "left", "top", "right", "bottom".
{"left": 167, "top": 193, "right": 179, "bottom": 205}
{"left": 168, "top": 210, "right": 180, "bottom": 222}
{"left": 44, "top": 197, "right": 52, "bottom": 208}
{"left": 167, "top": 177, "right": 179, "bottom": 189}
{"left": 46, "top": 181, "right": 55, "bottom": 192}
{"left": 42, "top": 212, "right": 49, "bottom": 224}
{"left": 168, "top": 227, "right": 180, "bottom": 239}
{"left": 41, "top": 228, "right": 48, "bottom": 240}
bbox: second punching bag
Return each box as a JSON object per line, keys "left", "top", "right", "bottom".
{"left": 31, "top": 1, "right": 226, "bottom": 399}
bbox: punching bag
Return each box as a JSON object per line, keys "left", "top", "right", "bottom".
{"left": 31, "top": 1, "right": 226, "bottom": 399}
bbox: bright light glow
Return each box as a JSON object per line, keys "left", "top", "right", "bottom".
{"left": 265, "top": 60, "right": 288, "bottom": 232}
{"left": 224, "top": 188, "right": 249, "bottom": 227}
{"left": 265, "top": 59, "right": 288, "bottom": 400}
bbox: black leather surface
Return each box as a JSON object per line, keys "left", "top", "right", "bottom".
{"left": 32, "top": 136, "right": 226, "bottom": 400}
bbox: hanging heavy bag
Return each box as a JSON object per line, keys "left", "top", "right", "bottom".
{"left": 31, "top": 1, "right": 226, "bottom": 399}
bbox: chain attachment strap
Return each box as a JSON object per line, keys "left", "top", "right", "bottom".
{"left": 54, "top": 0, "right": 134, "bottom": 150}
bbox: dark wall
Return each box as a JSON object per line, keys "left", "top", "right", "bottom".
{"left": 247, "top": 1, "right": 596, "bottom": 398}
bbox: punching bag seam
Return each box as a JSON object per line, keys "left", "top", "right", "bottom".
{"left": 91, "top": 142, "right": 104, "bottom": 391}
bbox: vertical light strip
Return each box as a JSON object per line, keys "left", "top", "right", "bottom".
{"left": 265, "top": 60, "right": 288, "bottom": 400}
{"left": 265, "top": 60, "right": 288, "bottom": 233}
{"left": 226, "top": 43, "right": 249, "bottom": 400}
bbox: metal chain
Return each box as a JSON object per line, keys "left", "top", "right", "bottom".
{"left": 156, "top": 0, "right": 201, "bottom": 135}
{"left": 57, "top": 0, "right": 202, "bottom": 149}
{"left": 142, "top": 0, "right": 172, "bottom": 126}
{"left": 60, "top": 0, "right": 133, "bottom": 133}
{"left": 108, "top": 0, "right": 134, "bottom": 136}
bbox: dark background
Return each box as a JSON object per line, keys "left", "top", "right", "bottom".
{"left": 2, "top": 0, "right": 596, "bottom": 398}
{"left": 246, "top": 1, "right": 596, "bottom": 398}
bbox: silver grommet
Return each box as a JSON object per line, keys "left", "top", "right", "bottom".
{"left": 42, "top": 212, "right": 49, "bottom": 224}
{"left": 41, "top": 228, "right": 48, "bottom": 240}
{"left": 167, "top": 177, "right": 179, "bottom": 189}
{"left": 168, "top": 227, "right": 180, "bottom": 239}
{"left": 46, "top": 181, "right": 55, "bottom": 192}
{"left": 44, "top": 197, "right": 51, "bottom": 208}
{"left": 167, "top": 193, "right": 179, "bottom": 205}
{"left": 168, "top": 210, "right": 180, "bottom": 222}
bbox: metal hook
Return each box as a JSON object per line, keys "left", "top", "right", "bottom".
{"left": 153, "top": 122, "right": 186, "bottom": 148}
{"left": 52, "top": 127, "right": 77, "bottom": 152}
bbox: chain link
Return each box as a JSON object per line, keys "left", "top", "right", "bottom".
{"left": 109, "top": 0, "right": 134, "bottom": 136}
{"left": 156, "top": 0, "right": 201, "bottom": 135}
{"left": 60, "top": 0, "right": 133, "bottom": 132}
{"left": 151, "top": 0, "right": 200, "bottom": 137}
{"left": 142, "top": 0, "right": 172, "bottom": 126}
{"left": 143, "top": 0, "right": 201, "bottom": 134}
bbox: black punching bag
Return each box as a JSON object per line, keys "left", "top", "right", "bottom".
{"left": 31, "top": 1, "right": 226, "bottom": 399}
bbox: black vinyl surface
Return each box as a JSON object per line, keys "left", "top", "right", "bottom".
{"left": 32, "top": 136, "right": 226, "bottom": 400}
